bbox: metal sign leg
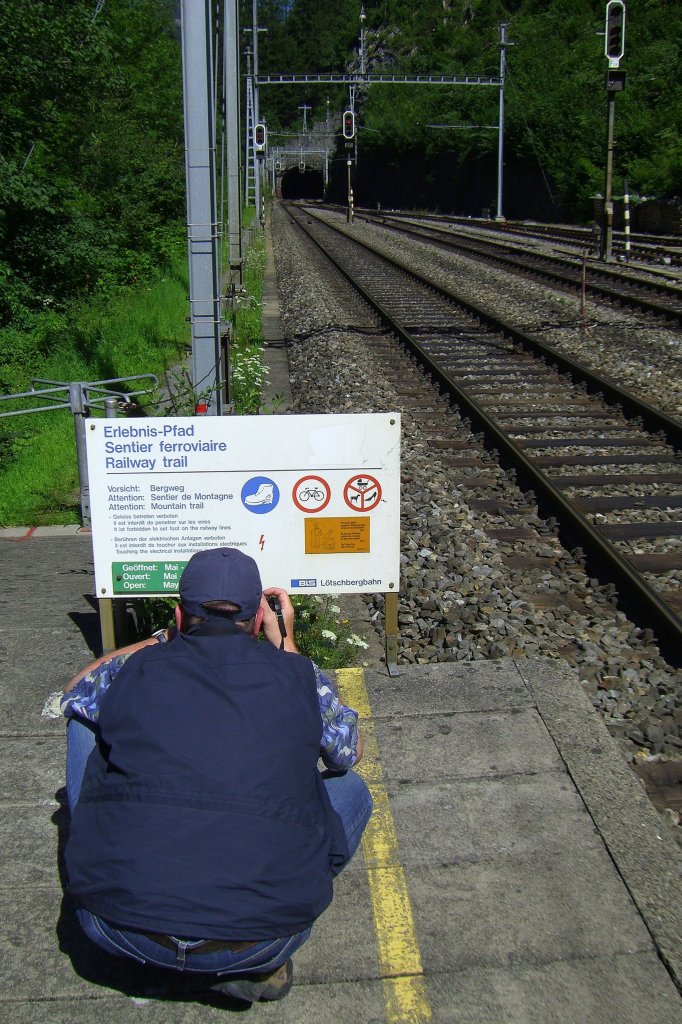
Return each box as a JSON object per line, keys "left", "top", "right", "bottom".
{"left": 99, "top": 598, "right": 117, "bottom": 655}
{"left": 384, "top": 590, "right": 400, "bottom": 676}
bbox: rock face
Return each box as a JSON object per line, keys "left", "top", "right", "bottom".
{"left": 271, "top": 203, "right": 682, "bottom": 816}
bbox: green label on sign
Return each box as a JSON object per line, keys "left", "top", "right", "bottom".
{"left": 112, "top": 561, "right": 188, "bottom": 595}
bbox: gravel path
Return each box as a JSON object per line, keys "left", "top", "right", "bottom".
{"left": 271, "top": 202, "right": 682, "bottom": 833}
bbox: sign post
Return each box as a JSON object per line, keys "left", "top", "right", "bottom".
{"left": 86, "top": 413, "right": 401, "bottom": 670}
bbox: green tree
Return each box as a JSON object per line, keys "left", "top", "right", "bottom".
{"left": 253, "top": 0, "right": 682, "bottom": 218}
{"left": 0, "top": 0, "right": 184, "bottom": 324}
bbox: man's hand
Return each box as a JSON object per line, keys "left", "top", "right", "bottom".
{"left": 260, "top": 587, "right": 298, "bottom": 653}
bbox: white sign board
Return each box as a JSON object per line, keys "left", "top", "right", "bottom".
{"left": 86, "top": 413, "right": 400, "bottom": 599}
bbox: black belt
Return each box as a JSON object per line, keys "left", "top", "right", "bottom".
{"left": 144, "top": 932, "right": 259, "bottom": 954}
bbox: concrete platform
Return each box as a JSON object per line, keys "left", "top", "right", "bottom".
{"left": 1, "top": 528, "right": 681, "bottom": 1023}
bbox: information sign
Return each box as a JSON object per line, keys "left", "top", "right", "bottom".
{"left": 86, "top": 413, "right": 400, "bottom": 598}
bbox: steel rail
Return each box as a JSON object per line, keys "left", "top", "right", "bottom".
{"left": 286, "top": 205, "right": 682, "bottom": 664}
{"left": 362, "top": 211, "right": 682, "bottom": 291}
{"left": 364, "top": 207, "right": 682, "bottom": 261}
{"left": 326, "top": 212, "right": 682, "bottom": 448}
{"left": 357, "top": 213, "right": 682, "bottom": 326}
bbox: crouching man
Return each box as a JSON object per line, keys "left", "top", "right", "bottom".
{"left": 62, "top": 547, "right": 372, "bottom": 1004}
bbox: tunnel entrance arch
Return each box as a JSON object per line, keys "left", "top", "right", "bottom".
{"left": 280, "top": 166, "right": 325, "bottom": 200}
{"left": 268, "top": 132, "right": 330, "bottom": 200}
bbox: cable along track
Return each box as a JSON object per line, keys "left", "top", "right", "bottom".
{"left": 351, "top": 211, "right": 682, "bottom": 326}
{"left": 286, "top": 204, "right": 682, "bottom": 664}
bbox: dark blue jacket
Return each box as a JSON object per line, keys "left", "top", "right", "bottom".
{"left": 66, "top": 620, "right": 347, "bottom": 939}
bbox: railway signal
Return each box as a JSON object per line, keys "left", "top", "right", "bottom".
{"left": 254, "top": 122, "right": 266, "bottom": 157}
{"left": 342, "top": 110, "right": 355, "bottom": 141}
{"left": 605, "top": 1, "right": 625, "bottom": 66}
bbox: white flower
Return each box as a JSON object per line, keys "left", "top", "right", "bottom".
{"left": 346, "top": 634, "right": 369, "bottom": 649}
{"left": 330, "top": 604, "right": 341, "bottom": 614}
{"left": 321, "top": 629, "right": 337, "bottom": 642}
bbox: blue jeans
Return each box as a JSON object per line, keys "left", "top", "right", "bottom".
{"left": 65, "top": 717, "right": 372, "bottom": 976}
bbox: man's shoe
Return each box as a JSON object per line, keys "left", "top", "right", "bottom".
{"left": 213, "top": 958, "right": 293, "bottom": 1003}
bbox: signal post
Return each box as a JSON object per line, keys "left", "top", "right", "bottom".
{"left": 343, "top": 109, "right": 356, "bottom": 223}
{"left": 254, "top": 120, "right": 267, "bottom": 217}
{"left": 601, "top": 1, "right": 626, "bottom": 262}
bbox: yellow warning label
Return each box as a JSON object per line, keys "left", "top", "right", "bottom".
{"left": 305, "top": 517, "right": 370, "bottom": 554}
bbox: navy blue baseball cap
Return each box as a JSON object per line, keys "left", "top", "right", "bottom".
{"left": 179, "top": 547, "right": 263, "bottom": 621}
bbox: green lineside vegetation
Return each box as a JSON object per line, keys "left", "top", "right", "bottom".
{"left": 0, "top": 0, "right": 190, "bottom": 525}
{"left": 256, "top": 0, "right": 681, "bottom": 220}
{"left": 0, "top": 3, "right": 276, "bottom": 527}
{"left": 0, "top": 246, "right": 190, "bottom": 525}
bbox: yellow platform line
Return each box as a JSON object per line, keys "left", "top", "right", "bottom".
{"left": 336, "top": 668, "right": 432, "bottom": 1024}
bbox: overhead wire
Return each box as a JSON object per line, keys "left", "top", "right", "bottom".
{"left": 506, "top": 67, "right": 558, "bottom": 208}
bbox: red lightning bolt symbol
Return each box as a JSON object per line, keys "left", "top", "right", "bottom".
{"left": 259, "top": 534, "right": 265, "bottom": 550}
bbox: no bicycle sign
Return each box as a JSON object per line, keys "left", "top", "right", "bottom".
{"left": 86, "top": 412, "right": 401, "bottom": 599}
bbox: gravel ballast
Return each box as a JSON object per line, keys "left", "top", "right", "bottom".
{"left": 271, "top": 202, "right": 682, "bottom": 836}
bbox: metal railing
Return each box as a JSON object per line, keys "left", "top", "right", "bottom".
{"left": 0, "top": 374, "right": 158, "bottom": 526}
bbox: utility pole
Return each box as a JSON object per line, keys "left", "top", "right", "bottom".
{"left": 623, "top": 175, "right": 631, "bottom": 260}
{"left": 243, "top": 1, "right": 267, "bottom": 208}
{"left": 180, "top": 0, "right": 223, "bottom": 414}
{"left": 602, "top": 86, "right": 617, "bottom": 261}
{"left": 342, "top": 110, "right": 356, "bottom": 223}
{"left": 359, "top": 6, "right": 367, "bottom": 77}
{"left": 496, "top": 22, "right": 508, "bottom": 221}
{"left": 244, "top": 47, "right": 255, "bottom": 205}
{"left": 251, "top": 0, "right": 263, "bottom": 213}
{"left": 344, "top": 7, "right": 366, "bottom": 221}
{"left": 224, "top": 0, "right": 243, "bottom": 297}
{"left": 298, "top": 104, "right": 312, "bottom": 132}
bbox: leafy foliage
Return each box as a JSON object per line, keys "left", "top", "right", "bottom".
{"left": 292, "top": 595, "right": 371, "bottom": 669}
{"left": 0, "top": 250, "right": 190, "bottom": 526}
{"left": 232, "top": 231, "right": 268, "bottom": 413}
{"left": 254, "top": 0, "right": 681, "bottom": 219}
{"left": 0, "top": 0, "right": 184, "bottom": 324}
{"left": 122, "top": 592, "right": 369, "bottom": 670}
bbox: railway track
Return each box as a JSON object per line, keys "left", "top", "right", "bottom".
{"left": 285, "top": 202, "right": 682, "bottom": 665}
{"left": 359, "top": 207, "right": 682, "bottom": 267}
{"left": 350, "top": 210, "right": 682, "bottom": 326}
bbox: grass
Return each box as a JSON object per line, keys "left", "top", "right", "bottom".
{"left": 0, "top": 214, "right": 271, "bottom": 524}
{"left": 0, "top": 246, "right": 190, "bottom": 526}
{"left": 291, "top": 595, "right": 371, "bottom": 668}
{"left": 230, "top": 221, "right": 268, "bottom": 414}
{"left": 1, "top": 416, "right": 85, "bottom": 525}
